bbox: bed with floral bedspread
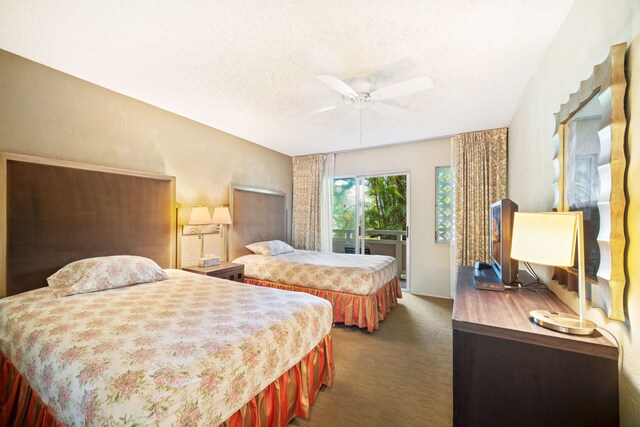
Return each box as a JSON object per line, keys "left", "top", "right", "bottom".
{"left": 0, "top": 270, "right": 333, "bottom": 426}
{"left": 234, "top": 250, "right": 402, "bottom": 333}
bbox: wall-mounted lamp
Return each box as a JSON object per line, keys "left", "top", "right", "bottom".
{"left": 188, "top": 206, "right": 213, "bottom": 258}
{"left": 212, "top": 206, "right": 232, "bottom": 261}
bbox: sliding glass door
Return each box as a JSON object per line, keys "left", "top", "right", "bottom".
{"left": 332, "top": 173, "right": 409, "bottom": 290}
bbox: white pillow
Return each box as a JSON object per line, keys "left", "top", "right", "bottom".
{"left": 246, "top": 240, "right": 295, "bottom": 256}
{"left": 47, "top": 255, "right": 169, "bottom": 297}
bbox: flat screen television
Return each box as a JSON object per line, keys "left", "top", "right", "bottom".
{"left": 489, "top": 199, "right": 518, "bottom": 284}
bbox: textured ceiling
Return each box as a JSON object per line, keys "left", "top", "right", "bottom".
{"left": 0, "top": 1, "right": 574, "bottom": 156}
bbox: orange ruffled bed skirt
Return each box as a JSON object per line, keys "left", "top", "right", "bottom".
{"left": 244, "top": 277, "right": 402, "bottom": 333}
{"left": 0, "top": 335, "right": 334, "bottom": 427}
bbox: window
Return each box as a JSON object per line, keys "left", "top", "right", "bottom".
{"left": 435, "top": 166, "right": 454, "bottom": 244}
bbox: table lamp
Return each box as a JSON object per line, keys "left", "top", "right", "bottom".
{"left": 510, "top": 211, "right": 596, "bottom": 335}
{"left": 189, "top": 206, "right": 213, "bottom": 258}
{"left": 212, "top": 206, "right": 232, "bottom": 261}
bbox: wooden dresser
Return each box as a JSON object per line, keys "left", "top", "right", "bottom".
{"left": 452, "top": 266, "right": 619, "bottom": 426}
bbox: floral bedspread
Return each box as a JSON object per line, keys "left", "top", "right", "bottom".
{"left": 0, "top": 270, "right": 333, "bottom": 426}
{"left": 233, "top": 250, "right": 397, "bottom": 295}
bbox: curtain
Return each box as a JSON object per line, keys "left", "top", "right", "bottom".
{"left": 320, "top": 154, "right": 335, "bottom": 253}
{"left": 292, "top": 154, "right": 325, "bottom": 251}
{"left": 454, "top": 128, "right": 508, "bottom": 266}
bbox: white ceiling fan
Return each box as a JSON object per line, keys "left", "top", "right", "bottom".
{"left": 302, "top": 74, "right": 434, "bottom": 122}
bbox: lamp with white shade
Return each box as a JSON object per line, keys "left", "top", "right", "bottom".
{"left": 212, "top": 206, "right": 232, "bottom": 261}
{"left": 189, "top": 206, "right": 213, "bottom": 258}
{"left": 510, "top": 211, "right": 597, "bottom": 335}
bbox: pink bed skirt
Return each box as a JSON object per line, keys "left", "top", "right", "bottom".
{"left": 1, "top": 335, "right": 334, "bottom": 427}
{"left": 244, "top": 277, "right": 402, "bottom": 333}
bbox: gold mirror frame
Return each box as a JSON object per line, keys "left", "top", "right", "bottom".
{"left": 552, "top": 43, "right": 627, "bottom": 321}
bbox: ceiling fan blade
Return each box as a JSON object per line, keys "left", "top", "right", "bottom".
{"left": 369, "top": 76, "right": 433, "bottom": 101}
{"left": 368, "top": 102, "right": 416, "bottom": 122}
{"left": 317, "top": 75, "right": 358, "bottom": 99}
{"left": 299, "top": 105, "right": 338, "bottom": 117}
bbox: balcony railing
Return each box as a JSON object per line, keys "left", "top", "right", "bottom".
{"left": 332, "top": 229, "right": 407, "bottom": 278}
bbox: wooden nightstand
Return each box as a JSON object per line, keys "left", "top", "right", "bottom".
{"left": 182, "top": 262, "right": 245, "bottom": 283}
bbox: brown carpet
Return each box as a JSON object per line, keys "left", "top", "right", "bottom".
{"left": 293, "top": 293, "right": 454, "bottom": 427}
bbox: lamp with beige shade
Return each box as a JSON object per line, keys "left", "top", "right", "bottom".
{"left": 510, "top": 211, "right": 597, "bottom": 335}
{"left": 212, "top": 206, "right": 232, "bottom": 261}
{"left": 188, "top": 206, "right": 213, "bottom": 259}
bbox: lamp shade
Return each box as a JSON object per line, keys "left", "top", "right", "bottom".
{"left": 188, "top": 206, "right": 212, "bottom": 225}
{"left": 511, "top": 211, "right": 595, "bottom": 335}
{"left": 211, "top": 206, "right": 232, "bottom": 225}
{"left": 510, "top": 212, "right": 578, "bottom": 267}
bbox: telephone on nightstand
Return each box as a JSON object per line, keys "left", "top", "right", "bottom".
{"left": 198, "top": 254, "right": 220, "bottom": 267}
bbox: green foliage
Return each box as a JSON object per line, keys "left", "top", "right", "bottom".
{"left": 332, "top": 176, "right": 407, "bottom": 239}
{"left": 363, "top": 176, "right": 406, "bottom": 237}
{"left": 332, "top": 178, "right": 356, "bottom": 238}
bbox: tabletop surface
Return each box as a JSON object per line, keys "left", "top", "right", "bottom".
{"left": 452, "top": 266, "right": 617, "bottom": 359}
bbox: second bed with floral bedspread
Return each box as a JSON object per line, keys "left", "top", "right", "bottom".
{"left": 234, "top": 250, "right": 402, "bottom": 333}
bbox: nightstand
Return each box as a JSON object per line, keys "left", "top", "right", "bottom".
{"left": 182, "top": 262, "right": 245, "bottom": 283}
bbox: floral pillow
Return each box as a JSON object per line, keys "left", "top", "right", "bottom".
{"left": 47, "top": 255, "right": 169, "bottom": 297}
{"left": 246, "top": 240, "right": 295, "bottom": 256}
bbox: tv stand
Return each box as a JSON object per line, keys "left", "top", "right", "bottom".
{"left": 453, "top": 266, "right": 618, "bottom": 426}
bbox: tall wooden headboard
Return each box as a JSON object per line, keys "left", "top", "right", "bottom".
{"left": 229, "top": 185, "right": 287, "bottom": 261}
{"left": 0, "top": 153, "right": 176, "bottom": 297}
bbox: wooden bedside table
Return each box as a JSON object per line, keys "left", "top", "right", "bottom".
{"left": 182, "top": 262, "right": 245, "bottom": 283}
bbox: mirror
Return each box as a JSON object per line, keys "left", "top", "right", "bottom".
{"left": 565, "top": 95, "right": 601, "bottom": 280}
{"left": 552, "top": 43, "right": 627, "bottom": 321}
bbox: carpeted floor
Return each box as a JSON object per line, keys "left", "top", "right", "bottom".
{"left": 293, "top": 293, "right": 454, "bottom": 427}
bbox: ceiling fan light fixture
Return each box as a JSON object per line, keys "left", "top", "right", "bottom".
{"left": 344, "top": 92, "right": 371, "bottom": 109}
{"left": 304, "top": 72, "right": 432, "bottom": 119}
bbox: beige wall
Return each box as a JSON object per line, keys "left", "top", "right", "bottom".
{"left": 0, "top": 50, "right": 292, "bottom": 267}
{"left": 509, "top": 1, "right": 640, "bottom": 423}
{"left": 334, "top": 138, "right": 452, "bottom": 298}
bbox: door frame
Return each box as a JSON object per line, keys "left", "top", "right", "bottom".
{"left": 332, "top": 169, "right": 411, "bottom": 292}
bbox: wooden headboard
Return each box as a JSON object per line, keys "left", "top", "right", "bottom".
{"left": 0, "top": 153, "right": 176, "bottom": 297}
{"left": 229, "top": 185, "right": 287, "bottom": 260}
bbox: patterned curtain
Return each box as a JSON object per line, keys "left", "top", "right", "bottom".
{"left": 454, "top": 128, "right": 508, "bottom": 266}
{"left": 292, "top": 154, "right": 325, "bottom": 251}
{"left": 320, "top": 154, "right": 335, "bottom": 253}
